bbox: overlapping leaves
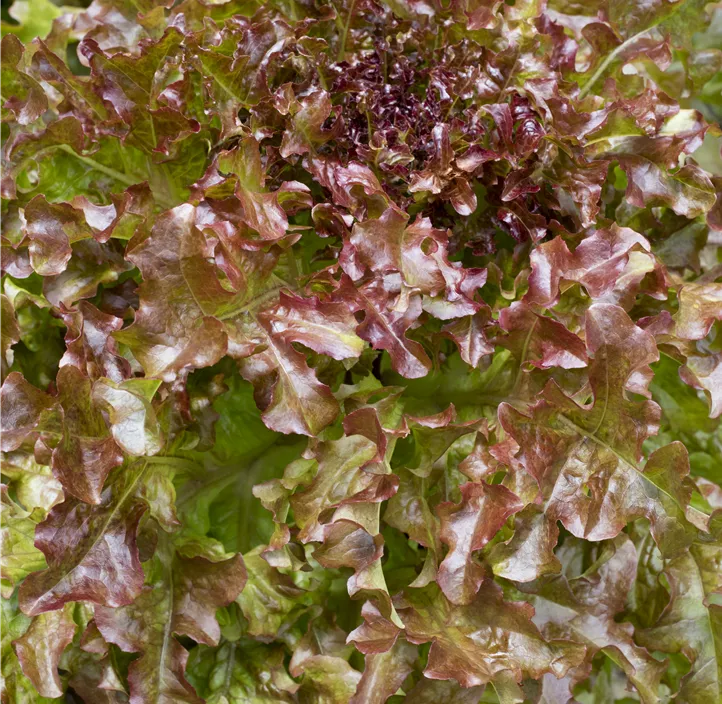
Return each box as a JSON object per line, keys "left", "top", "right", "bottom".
{"left": 2, "top": 0, "right": 722, "bottom": 701}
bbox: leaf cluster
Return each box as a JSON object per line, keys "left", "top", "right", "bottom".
{"left": 1, "top": 0, "right": 722, "bottom": 702}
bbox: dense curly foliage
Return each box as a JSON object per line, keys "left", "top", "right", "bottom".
{"left": 1, "top": 0, "right": 722, "bottom": 701}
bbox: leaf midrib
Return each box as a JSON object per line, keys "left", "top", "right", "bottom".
{"left": 22, "top": 463, "right": 147, "bottom": 615}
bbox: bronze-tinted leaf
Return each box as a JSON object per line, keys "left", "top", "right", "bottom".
{"left": 280, "top": 89, "right": 341, "bottom": 158}
{"left": 441, "top": 308, "right": 494, "bottom": 368}
{"left": 351, "top": 278, "right": 432, "bottom": 379}
{"left": 92, "top": 378, "right": 162, "bottom": 456}
{"left": 436, "top": 481, "right": 523, "bottom": 604}
{"left": 3, "top": 1, "right": 722, "bottom": 700}
{"left": 619, "top": 156, "right": 717, "bottom": 218}
{"left": 51, "top": 365, "right": 123, "bottom": 505}
{"left": 60, "top": 301, "right": 131, "bottom": 382}
{"left": 499, "top": 305, "right": 698, "bottom": 556}
{"left": 114, "top": 205, "right": 232, "bottom": 381}
{"left": 488, "top": 505, "right": 561, "bottom": 582}
{"left": 497, "top": 302, "right": 587, "bottom": 370}
{"left": 23, "top": 195, "right": 93, "bottom": 277}
{"left": 675, "top": 283, "right": 722, "bottom": 340}
{"left": 13, "top": 605, "right": 76, "bottom": 698}
{"left": 397, "top": 582, "right": 586, "bottom": 688}
{"left": 349, "top": 638, "right": 416, "bottom": 704}
{"left": 0, "top": 373, "right": 57, "bottom": 452}
{"left": 525, "top": 225, "right": 655, "bottom": 308}
{"left": 315, "top": 519, "right": 399, "bottom": 623}
{"left": 287, "top": 435, "right": 381, "bottom": 542}
{"left": 525, "top": 535, "right": 668, "bottom": 704}
{"left": 1, "top": 294, "right": 20, "bottom": 373}
{"left": 18, "top": 472, "right": 147, "bottom": 616}
{"left": 680, "top": 352, "right": 722, "bottom": 419}
{"left": 236, "top": 321, "right": 341, "bottom": 436}
{"left": 95, "top": 551, "right": 246, "bottom": 704}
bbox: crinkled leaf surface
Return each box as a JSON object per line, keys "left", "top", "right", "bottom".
{"left": 2, "top": 0, "right": 722, "bottom": 701}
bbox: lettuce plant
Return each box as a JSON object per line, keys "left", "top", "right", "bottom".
{"left": 1, "top": 0, "right": 722, "bottom": 701}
